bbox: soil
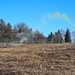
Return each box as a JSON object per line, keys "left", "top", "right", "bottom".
{"left": 0, "top": 43, "right": 75, "bottom": 75}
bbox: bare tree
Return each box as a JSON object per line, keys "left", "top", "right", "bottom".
{"left": 12, "top": 22, "right": 29, "bottom": 41}
{"left": 72, "top": 31, "right": 75, "bottom": 43}
{"left": 13, "top": 22, "right": 28, "bottom": 33}
{"left": 60, "top": 29, "right": 65, "bottom": 42}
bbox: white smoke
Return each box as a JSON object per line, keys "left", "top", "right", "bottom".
{"left": 15, "top": 29, "right": 40, "bottom": 44}
{"left": 16, "top": 29, "right": 32, "bottom": 43}
{"left": 8, "top": 42, "right": 22, "bottom": 47}
{"left": 7, "top": 29, "right": 33, "bottom": 47}
{"left": 42, "top": 12, "right": 75, "bottom": 27}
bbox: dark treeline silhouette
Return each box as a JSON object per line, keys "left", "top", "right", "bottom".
{"left": 0, "top": 19, "right": 73, "bottom": 43}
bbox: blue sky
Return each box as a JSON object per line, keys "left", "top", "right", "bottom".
{"left": 0, "top": 0, "right": 75, "bottom": 36}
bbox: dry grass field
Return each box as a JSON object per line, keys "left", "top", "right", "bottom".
{"left": 0, "top": 43, "right": 75, "bottom": 75}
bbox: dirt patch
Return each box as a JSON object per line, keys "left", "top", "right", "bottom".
{"left": 0, "top": 43, "right": 75, "bottom": 75}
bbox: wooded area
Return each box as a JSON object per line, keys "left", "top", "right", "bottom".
{"left": 0, "top": 19, "right": 74, "bottom": 43}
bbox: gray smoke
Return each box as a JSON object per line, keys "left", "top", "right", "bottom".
{"left": 15, "top": 29, "right": 39, "bottom": 44}
{"left": 0, "top": 29, "right": 42, "bottom": 47}
{"left": 16, "top": 29, "right": 33, "bottom": 43}
{"left": 0, "top": 29, "right": 33, "bottom": 47}
{"left": 8, "top": 42, "right": 22, "bottom": 47}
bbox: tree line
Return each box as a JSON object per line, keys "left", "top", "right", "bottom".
{"left": 0, "top": 19, "right": 74, "bottom": 43}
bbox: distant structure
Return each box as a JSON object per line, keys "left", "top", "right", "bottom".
{"left": 0, "top": 43, "right": 8, "bottom": 48}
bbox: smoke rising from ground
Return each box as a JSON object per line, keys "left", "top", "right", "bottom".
{"left": 6, "top": 26, "right": 45, "bottom": 47}
{"left": 43, "top": 12, "right": 75, "bottom": 27}
{"left": 6, "top": 31, "right": 32, "bottom": 47}
{"left": 15, "top": 29, "right": 42, "bottom": 44}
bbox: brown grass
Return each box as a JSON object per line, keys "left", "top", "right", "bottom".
{"left": 0, "top": 43, "right": 75, "bottom": 75}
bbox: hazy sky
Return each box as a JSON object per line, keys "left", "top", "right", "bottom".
{"left": 0, "top": 0, "right": 75, "bottom": 36}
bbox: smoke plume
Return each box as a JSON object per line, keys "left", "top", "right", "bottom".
{"left": 43, "top": 12, "right": 75, "bottom": 27}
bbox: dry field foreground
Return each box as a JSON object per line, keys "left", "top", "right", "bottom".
{"left": 0, "top": 44, "right": 75, "bottom": 75}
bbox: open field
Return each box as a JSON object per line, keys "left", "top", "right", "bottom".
{"left": 0, "top": 43, "right": 75, "bottom": 75}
